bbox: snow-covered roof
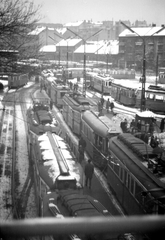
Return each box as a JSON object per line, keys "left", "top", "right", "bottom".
{"left": 39, "top": 45, "right": 56, "bottom": 52}
{"left": 119, "top": 27, "right": 165, "bottom": 37}
{"left": 64, "top": 21, "right": 84, "bottom": 27}
{"left": 74, "top": 43, "right": 101, "bottom": 54}
{"left": 56, "top": 38, "right": 82, "bottom": 47}
{"left": 97, "top": 40, "right": 119, "bottom": 55}
{"left": 56, "top": 28, "right": 67, "bottom": 35}
{"left": 29, "top": 26, "right": 45, "bottom": 35}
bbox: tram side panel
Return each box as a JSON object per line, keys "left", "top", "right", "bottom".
{"left": 107, "top": 135, "right": 165, "bottom": 215}
{"left": 72, "top": 110, "right": 82, "bottom": 136}
{"left": 107, "top": 145, "right": 145, "bottom": 215}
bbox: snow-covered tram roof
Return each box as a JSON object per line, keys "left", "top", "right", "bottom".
{"left": 112, "top": 79, "right": 142, "bottom": 90}
{"left": 37, "top": 132, "right": 82, "bottom": 188}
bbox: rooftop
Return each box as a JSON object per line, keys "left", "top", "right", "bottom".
{"left": 119, "top": 26, "right": 165, "bottom": 37}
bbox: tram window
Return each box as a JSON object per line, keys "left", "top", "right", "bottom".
{"left": 114, "top": 163, "right": 119, "bottom": 176}
{"left": 119, "top": 167, "right": 124, "bottom": 182}
{"left": 155, "top": 95, "right": 163, "bottom": 101}
{"left": 149, "top": 93, "right": 154, "bottom": 100}
{"left": 108, "top": 156, "right": 114, "bottom": 169}
{"left": 124, "top": 170, "right": 127, "bottom": 185}
{"left": 94, "top": 134, "right": 98, "bottom": 145}
{"left": 130, "top": 177, "right": 135, "bottom": 195}
{"left": 127, "top": 174, "right": 130, "bottom": 189}
{"left": 60, "top": 92, "right": 66, "bottom": 98}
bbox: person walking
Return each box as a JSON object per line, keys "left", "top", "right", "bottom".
{"left": 106, "top": 98, "right": 110, "bottom": 113}
{"left": 50, "top": 100, "right": 53, "bottom": 110}
{"left": 160, "top": 118, "right": 165, "bottom": 132}
{"left": 78, "top": 137, "right": 86, "bottom": 163}
{"left": 84, "top": 159, "right": 94, "bottom": 189}
{"left": 110, "top": 101, "right": 114, "bottom": 113}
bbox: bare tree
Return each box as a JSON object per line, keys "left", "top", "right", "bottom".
{"left": 0, "top": 0, "right": 41, "bottom": 72}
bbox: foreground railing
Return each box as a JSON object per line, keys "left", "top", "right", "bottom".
{"left": 1, "top": 215, "right": 165, "bottom": 238}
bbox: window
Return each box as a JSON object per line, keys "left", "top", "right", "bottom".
{"left": 114, "top": 162, "right": 120, "bottom": 176}
{"left": 130, "top": 177, "right": 135, "bottom": 195}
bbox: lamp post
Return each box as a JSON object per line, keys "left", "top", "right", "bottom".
{"left": 67, "top": 28, "right": 102, "bottom": 97}
{"left": 49, "top": 35, "right": 61, "bottom": 67}
{"left": 51, "top": 32, "right": 74, "bottom": 82}
{"left": 120, "top": 22, "right": 165, "bottom": 112}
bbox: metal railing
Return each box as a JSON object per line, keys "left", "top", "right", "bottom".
{"left": 1, "top": 215, "right": 165, "bottom": 238}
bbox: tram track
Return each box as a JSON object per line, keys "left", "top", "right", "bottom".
{"left": 0, "top": 90, "right": 19, "bottom": 220}
{"left": 0, "top": 84, "right": 38, "bottom": 221}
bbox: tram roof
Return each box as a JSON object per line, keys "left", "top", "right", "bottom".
{"left": 37, "top": 133, "right": 82, "bottom": 188}
{"left": 63, "top": 93, "right": 90, "bottom": 108}
{"left": 82, "top": 110, "right": 122, "bottom": 137}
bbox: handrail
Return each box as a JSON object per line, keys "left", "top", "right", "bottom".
{"left": 1, "top": 215, "right": 165, "bottom": 237}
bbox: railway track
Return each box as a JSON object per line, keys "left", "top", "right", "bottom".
{"left": 0, "top": 91, "right": 18, "bottom": 220}
{"left": 0, "top": 84, "right": 38, "bottom": 221}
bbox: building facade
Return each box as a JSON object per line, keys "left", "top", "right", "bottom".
{"left": 118, "top": 26, "right": 165, "bottom": 70}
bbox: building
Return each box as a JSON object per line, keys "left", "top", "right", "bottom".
{"left": 118, "top": 26, "right": 165, "bottom": 70}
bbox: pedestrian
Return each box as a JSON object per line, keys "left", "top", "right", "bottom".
{"left": 106, "top": 98, "right": 110, "bottom": 113}
{"left": 79, "top": 137, "right": 86, "bottom": 152}
{"left": 160, "top": 118, "right": 165, "bottom": 132}
{"left": 149, "top": 120, "right": 155, "bottom": 135}
{"left": 79, "top": 145, "right": 84, "bottom": 163}
{"left": 78, "top": 137, "right": 86, "bottom": 163}
{"left": 121, "top": 119, "right": 128, "bottom": 133}
{"left": 110, "top": 101, "right": 114, "bottom": 113}
{"left": 84, "top": 159, "right": 94, "bottom": 189}
{"left": 50, "top": 100, "right": 53, "bottom": 110}
{"left": 137, "top": 120, "right": 141, "bottom": 132}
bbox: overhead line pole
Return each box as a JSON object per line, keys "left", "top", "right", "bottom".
{"left": 67, "top": 28, "right": 102, "bottom": 97}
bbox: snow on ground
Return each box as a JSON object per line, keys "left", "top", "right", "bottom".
{"left": 16, "top": 104, "right": 38, "bottom": 218}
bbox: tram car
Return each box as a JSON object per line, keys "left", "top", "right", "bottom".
{"left": 109, "top": 68, "right": 136, "bottom": 79}
{"left": 64, "top": 67, "right": 92, "bottom": 79}
{"left": 111, "top": 80, "right": 165, "bottom": 113}
{"left": 87, "top": 72, "right": 114, "bottom": 94}
{"left": 145, "top": 85, "right": 165, "bottom": 113}
{"left": 32, "top": 131, "right": 83, "bottom": 191}
{"left": 44, "top": 76, "right": 70, "bottom": 108}
{"left": 110, "top": 79, "right": 141, "bottom": 107}
{"left": 107, "top": 133, "right": 165, "bottom": 215}
{"left": 27, "top": 97, "right": 59, "bottom": 135}
{"left": 8, "top": 73, "right": 28, "bottom": 89}
{"left": 81, "top": 110, "right": 122, "bottom": 170}
{"left": 62, "top": 93, "right": 90, "bottom": 135}
{"left": 42, "top": 190, "right": 121, "bottom": 240}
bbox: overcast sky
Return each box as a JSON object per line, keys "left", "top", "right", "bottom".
{"left": 34, "top": 0, "right": 165, "bottom": 26}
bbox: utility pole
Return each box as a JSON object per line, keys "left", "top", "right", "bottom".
{"left": 67, "top": 28, "right": 102, "bottom": 97}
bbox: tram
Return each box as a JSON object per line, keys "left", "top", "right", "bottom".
{"left": 44, "top": 76, "right": 70, "bottom": 108}
{"left": 110, "top": 79, "right": 141, "bottom": 107}
{"left": 62, "top": 93, "right": 90, "bottom": 135}
{"left": 110, "top": 80, "right": 165, "bottom": 112}
{"left": 107, "top": 133, "right": 165, "bottom": 215}
{"left": 64, "top": 67, "right": 92, "bottom": 79}
{"left": 8, "top": 73, "right": 28, "bottom": 89}
{"left": 27, "top": 97, "right": 59, "bottom": 135}
{"left": 87, "top": 72, "right": 114, "bottom": 94}
{"left": 81, "top": 110, "right": 122, "bottom": 170}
